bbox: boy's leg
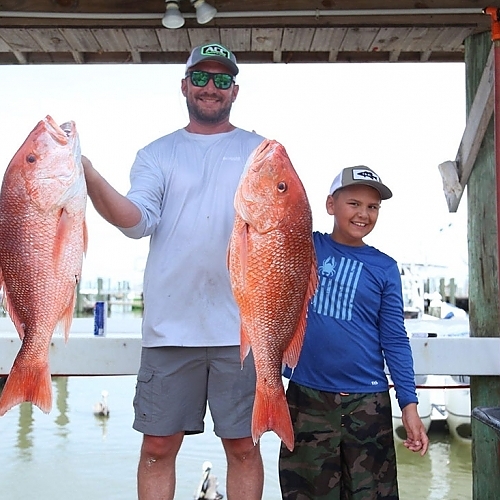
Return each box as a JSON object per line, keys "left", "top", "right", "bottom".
{"left": 340, "top": 392, "right": 399, "bottom": 500}
{"left": 279, "top": 381, "right": 343, "bottom": 500}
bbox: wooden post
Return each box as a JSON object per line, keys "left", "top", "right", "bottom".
{"left": 75, "top": 279, "right": 83, "bottom": 316}
{"left": 439, "top": 277, "right": 446, "bottom": 301}
{"left": 97, "top": 277, "right": 105, "bottom": 301}
{"left": 449, "top": 278, "right": 456, "bottom": 306}
{"left": 465, "top": 31, "right": 500, "bottom": 499}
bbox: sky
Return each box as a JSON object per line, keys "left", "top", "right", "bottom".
{"left": 0, "top": 61, "right": 469, "bottom": 291}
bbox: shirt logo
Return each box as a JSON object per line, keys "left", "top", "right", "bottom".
{"left": 352, "top": 169, "right": 380, "bottom": 182}
{"left": 201, "top": 44, "right": 231, "bottom": 60}
{"left": 312, "top": 256, "right": 363, "bottom": 321}
{"left": 319, "top": 256, "right": 336, "bottom": 277}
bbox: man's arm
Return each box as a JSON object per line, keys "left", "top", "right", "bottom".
{"left": 82, "top": 155, "right": 141, "bottom": 228}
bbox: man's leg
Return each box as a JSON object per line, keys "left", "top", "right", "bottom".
{"left": 209, "top": 347, "right": 262, "bottom": 499}
{"left": 137, "top": 432, "right": 184, "bottom": 500}
{"left": 133, "top": 347, "right": 207, "bottom": 499}
{"left": 222, "top": 437, "right": 264, "bottom": 500}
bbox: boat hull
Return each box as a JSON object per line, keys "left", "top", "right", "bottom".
{"left": 444, "top": 375, "right": 471, "bottom": 441}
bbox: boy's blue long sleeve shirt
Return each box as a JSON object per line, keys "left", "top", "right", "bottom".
{"left": 285, "top": 232, "right": 418, "bottom": 410}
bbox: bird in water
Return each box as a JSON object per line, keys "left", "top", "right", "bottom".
{"left": 194, "top": 461, "right": 223, "bottom": 500}
{"left": 93, "top": 389, "right": 109, "bottom": 417}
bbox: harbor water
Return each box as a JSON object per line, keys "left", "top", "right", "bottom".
{"left": 0, "top": 374, "right": 472, "bottom": 499}
{"left": 0, "top": 307, "right": 472, "bottom": 499}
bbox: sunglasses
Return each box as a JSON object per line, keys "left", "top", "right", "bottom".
{"left": 186, "top": 70, "right": 235, "bottom": 90}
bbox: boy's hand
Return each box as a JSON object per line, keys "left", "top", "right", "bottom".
{"left": 401, "top": 402, "right": 429, "bottom": 456}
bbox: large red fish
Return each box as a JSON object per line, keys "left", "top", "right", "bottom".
{"left": 0, "top": 115, "right": 87, "bottom": 415}
{"left": 228, "top": 139, "right": 317, "bottom": 451}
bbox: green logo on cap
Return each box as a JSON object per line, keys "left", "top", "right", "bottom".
{"left": 201, "top": 43, "right": 231, "bottom": 59}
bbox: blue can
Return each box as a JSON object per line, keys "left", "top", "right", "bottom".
{"left": 93, "top": 301, "right": 107, "bottom": 337}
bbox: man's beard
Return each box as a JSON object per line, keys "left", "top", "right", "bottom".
{"left": 186, "top": 94, "right": 232, "bottom": 125}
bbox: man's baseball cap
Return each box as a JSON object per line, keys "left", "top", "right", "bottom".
{"left": 185, "top": 43, "right": 239, "bottom": 76}
{"left": 329, "top": 166, "right": 393, "bottom": 200}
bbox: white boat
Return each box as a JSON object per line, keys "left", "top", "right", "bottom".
{"left": 391, "top": 315, "right": 471, "bottom": 441}
{"left": 390, "top": 375, "right": 433, "bottom": 441}
{"left": 444, "top": 375, "right": 471, "bottom": 441}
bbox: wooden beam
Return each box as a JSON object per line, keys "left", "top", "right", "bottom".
{"left": 71, "top": 50, "right": 84, "bottom": 63}
{"left": 12, "top": 50, "right": 26, "bottom": 63}
{"left": 440, "top": 44, "right": 494, "bottom": 212}
{"left": 131, "top": 51, "right": 141, "bottom": 63}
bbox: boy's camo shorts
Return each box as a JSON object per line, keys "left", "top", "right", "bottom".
{"left": 279, "top": 381, "right": 399, "bottom": 500}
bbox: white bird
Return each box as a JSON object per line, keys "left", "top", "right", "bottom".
{"left": 93, "top": 389, "right": 110, "bottom": 417}
{"left": 194, "top": 461, "right": 223, "bottom": 499}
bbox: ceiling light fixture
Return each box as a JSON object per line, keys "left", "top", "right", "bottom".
{"left": 191, "top": 0, "right": 217, "bottom": 24}
{"left": 162, "top": 0, "right": 185, "bottom": 29}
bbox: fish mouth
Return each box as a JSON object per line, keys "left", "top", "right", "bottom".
{"left": 43, "top": 115, "right": 75, "bottom": 145}
{"left": 243, "top": 140, "right": 278, "bottom": 179}
{"left": 60, "top": 121, "right": 76, "bottom": 138}
{"left": 253, "top": 139, "right": 276, "bottom": 165}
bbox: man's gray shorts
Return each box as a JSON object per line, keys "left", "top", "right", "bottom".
{"left": 133, "top": 345, "right": 257, "bottom": 438}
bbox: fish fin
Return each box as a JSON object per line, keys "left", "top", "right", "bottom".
{"left": 228, "top": 213, "right": 246, "bottom": 269}
{"left": 53, "top": 208, "right": 71, "bottom": 264}
{"left": 1, "top": 290, "right": 26, "bottom": 341}
{"left": 226, "top": 235, "right": 231, "bottom": 270}
{"left": 282, "top": 323, "right": 304, "bottom": 369}
{"left": 58, "top": 287, "right": 77, "bottom": 342}
{"left": 282, "top": 250, "right": 318, "bottom": 368}
{"left": 240, "top": 325, "right": 252, "bottom": 366}
{"left": 0, "top": 270, "right": 18, "bottom": 338}
{"left": 231, "top": 219, "right": 249, "bottom": 309}
{"left": 237, "top": 219, "right": 249, "bottom": 278}
{"left": 252, "top": 384, "right": 294, "bottom": 452}
{"left": 308, "top": 248, "right": 319, "bottom": 299}
{"left": 83, "top": 219, "right": 89, "bottom": 255}
{"left": 0, "top": 358, "right": 52, "bottom": 415}
{"left": 233, "top": 218, "right": 251, "bottom": 365}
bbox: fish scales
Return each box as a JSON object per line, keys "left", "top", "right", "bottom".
{"left": 228, "top": 139, "right": 317, "bottom": 451}
{"left": 0, "top": 115, "right": 87, "bottom": 416}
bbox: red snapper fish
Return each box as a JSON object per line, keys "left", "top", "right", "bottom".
{"left": 0, "top": 115, "right": 87, "bottom": 416}
{"left": 228, "top": 139, "right": 318, "bottom": 451}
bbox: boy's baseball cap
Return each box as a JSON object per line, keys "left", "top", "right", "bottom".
{"left": 185, "top": 43, "right": 239, "bottom": 75}
{"left": 329, "top": 166, "right": 393, "bottom": 200}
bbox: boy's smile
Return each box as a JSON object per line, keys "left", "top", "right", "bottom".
{"left": 326, "top": 184, "right": 381, "bottom": 246}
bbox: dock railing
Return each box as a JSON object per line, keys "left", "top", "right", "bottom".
{"left": 0, "top": 317, "right": 499, "bottom": 377}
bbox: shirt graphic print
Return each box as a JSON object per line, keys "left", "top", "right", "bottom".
{"left": 312, "top": 256, "right": 363, "bottom": 320}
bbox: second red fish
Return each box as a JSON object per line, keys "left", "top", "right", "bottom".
{"left": 228, "top": 139, "right": 317, "bottom": 451}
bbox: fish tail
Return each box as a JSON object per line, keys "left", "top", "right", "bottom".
{"left": 0, "top": 360, "right": 52, "bottom": 416}
{"left": 252, "top": 385, "right": 294, "bottom": 452}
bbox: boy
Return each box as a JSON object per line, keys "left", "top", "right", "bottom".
{"left": 279, "top": 165, "right": 429, "bottom": 499}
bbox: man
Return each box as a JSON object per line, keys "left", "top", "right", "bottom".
{"left": 82, "top": 43, "right": 265, "bottom": 500}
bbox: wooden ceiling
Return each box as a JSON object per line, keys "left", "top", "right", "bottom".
{"left": 0, "top": 1, "right": 497, "bottom": 65}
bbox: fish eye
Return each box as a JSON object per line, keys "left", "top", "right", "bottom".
{"left": 26, "top": 154, "right": 36, "bottom": 164}
{"left": 277, "top": 181, "right": 287, "bottom": 193}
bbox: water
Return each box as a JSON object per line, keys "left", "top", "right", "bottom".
{"left": 0, "top": 375, "right": 472, "bottom": 500}
{"left": 0, "top": 308, "right": 472, "bottom": 499}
